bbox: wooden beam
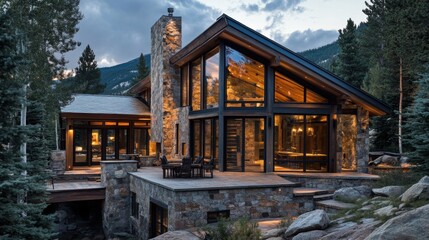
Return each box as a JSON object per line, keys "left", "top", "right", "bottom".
{"left": 48, "top": 188, "right": 105, "bottom": 203}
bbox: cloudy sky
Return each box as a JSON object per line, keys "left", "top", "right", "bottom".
{"left": 65, "top": 0, "right": 368, "bottom": 69}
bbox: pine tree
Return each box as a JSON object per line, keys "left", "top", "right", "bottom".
{"left": 137, "top": 53, "right": 149, "bottom": 80}
{"left": 0, "top": 1, "right": 82, "bottom": 238}
{"left": 0, "top": 10, "right": 53, "bottom": 239}
{"left": 334, "top": 19, "right": 366, "bottom": 88}
{"left": 75, "top": 44, "right": 105, "bottom": 94}
{"left": 361, "top": 0, "right": 429, "bottom": 152}
{"left": 404, "top": 69, "right": 429, "bottom": 174}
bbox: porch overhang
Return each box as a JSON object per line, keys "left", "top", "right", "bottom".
{"left": 170, "top": 14, "right": 391, "bottom": 116}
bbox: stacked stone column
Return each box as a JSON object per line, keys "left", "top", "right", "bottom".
{"left": 101, "top": 160, "right": 138, "bottom": 238}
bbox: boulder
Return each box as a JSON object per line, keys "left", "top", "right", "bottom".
{"left": 372, "top": 186, "right": 405, "bottom": 198}
{"left": 370, "top": 155, "right": 399, "bottom": 166}
{"left": 418, "top": 175, "right": 429, "bottom": 184}
{"left": 374, "top": 205, "right": 397, "bottom": 217}
{"left": 151, "top": 230, "right": 200, "bottom": 240}
{"left": 401, "top": 183, "right": 429, "bottom": 202}
{"left": 365, "top": 203, "right": 429, "bottom": 240}
{"left": 320, "top": 221, "right": 380, "bottom": 240}
{"left": 284, "top": 210, "right": 330, "bottom": 237}
{"left": 261, "top": 228, "right": 285, "bottom": 240}
{"left": 292, "top": 230, "right": 327, "bottom": 240}
{"left": 333, "top": 186, "right": 372, "bottom": 203}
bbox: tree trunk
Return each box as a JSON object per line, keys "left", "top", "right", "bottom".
{"left": 399, "top": 57, "right": 403, "bottom": 154}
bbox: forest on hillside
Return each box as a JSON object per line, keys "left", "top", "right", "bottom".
{"left": 0, "top": 0, "right": 429, "bottom": 238}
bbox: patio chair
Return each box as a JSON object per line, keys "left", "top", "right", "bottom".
{"left": 191, "top": 156, "right": 203, "bottom": 178}
{"left": 161, "top": 155, "right": 176, "bottom": 178}
{"left": 176, "top": 157, "right": 192, "bottom": 178}
{"left": 202, "top": 157, "right": 214, "bottom": 178}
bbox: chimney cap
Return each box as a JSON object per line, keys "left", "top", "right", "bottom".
{"left": 168, "top": 8, "right": 174, "bottom": 16}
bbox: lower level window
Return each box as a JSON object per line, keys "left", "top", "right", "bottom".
{"left": 150, "top": 201, "right": 168, "bottom": 238}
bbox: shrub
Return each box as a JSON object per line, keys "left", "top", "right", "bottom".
{"left": 372, "top": 170, "right": 423, "bottom": 188}
{"left": 204, "top": 218, "right": 261, "bottom": 240}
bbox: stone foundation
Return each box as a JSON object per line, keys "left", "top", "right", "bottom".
{"left": 101, "top": 160, "right": 138, "bottom": 238}
{"left": 129, "top": 172, "right": 312, "bottom": 240}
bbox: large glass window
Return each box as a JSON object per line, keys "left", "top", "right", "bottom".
{"left": 274, "top": 115, "right": 328, "bottom": 172}
{"left": 226, "top": 46, "right": 265, "bottom": 107}
{"left": 191, "top": 58, "right": 201, "bottom": 111}
{"left": 275, "top": 72, "right": 304, "bottom": 102}
{"left": 205, "top": 48, "right": 220, "bottom": 109}
{"left": 275, "top": 71, "right": 328, "bottom": 103}
{"left": 180, "top": 64, "right": 189, "bottom": 106}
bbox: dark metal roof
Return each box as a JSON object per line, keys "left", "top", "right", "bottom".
{"left": 61, "top": 94, "right": 150, "bottom": 116}
{"left": 171, "top": 14, "right": 391, "bottom": 116}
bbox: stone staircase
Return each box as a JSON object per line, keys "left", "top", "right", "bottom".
{"left": 292, "top": 187, "right": 356, "bottom": 214}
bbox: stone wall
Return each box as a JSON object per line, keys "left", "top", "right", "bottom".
{"left": 281, "top": 175, "right": 379, "bottom": 190}
{"left": 356, "top": 106, "right": 370, "bottom": 173}
{"left": 129, "top": 176, "right": 312, "bottom": 240}
{"left": 337, "top": 114, "right": 357, "bottom": 172}
{"left": 51, "top": 150, "right": 66, "bottom": 175}
{"left": 150, "top": 14, "right": 182, "bottom": 158}
{"left": 101, "top": 160, "right": 138, "bottom": 238}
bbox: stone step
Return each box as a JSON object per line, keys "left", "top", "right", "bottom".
{"left": 313, "top": 193, "right": 334, "bottom": 201}
{"left": 293, "top": 187, "right": 331, "bottom": 197}
{"left": 54, "top": 173, "right": 101, "bottom": 182}
{"left": 315, "top": 199, "right": 356, "bottom": 210}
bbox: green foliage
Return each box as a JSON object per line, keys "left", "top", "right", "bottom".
{"left": 299, "top": 41, "right": 339, "bottom": 70}
{"left": 371, "top": 170, "right": 423, "bottom": 188}
{"left": 74, "top": 44, "right": 105, "bottom": 94}
{"left": 404, "top": 69, "right": 429, "bottom": 174}
{"left": 136, "top": 53, "right": 149, "bottom": 81}
{"left": 0, "top": 9, "right": 54, "bottom": 240}
{"left": 334, "top": 18, "right": 366, "bottom": 88}
{"left": 0, "top": 0, "right": 82, "bottom": 238}
{"left": 361, "top": 0, "right": 429, "bottom": 151}
{"left": 204, "top": 218, "right": 261, "bottom": 240}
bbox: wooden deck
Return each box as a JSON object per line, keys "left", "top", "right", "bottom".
{"left": 47, "top": 181, "right": 105, "bottom": 203}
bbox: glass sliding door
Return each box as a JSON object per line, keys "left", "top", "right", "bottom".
{"left": 274, "top": 114, "right": 328, "bottom": 172}
{"left": 244, "top": 118, "right": 265, "bottom": 172}
{"left": 106, "top": 129, "right": 116, "bottom": 160}
{"left": 74, "top": 128, "right": 88, "bottom": 165}
{"left": 91, "top": 129, "right": 102, "bottom": 164}
{"left": 118, "top": 129, "right": 128, "bottom": 159}
{"left": 226, "top": 119, "right": 243, "bottom": 171}
{"left": 225, "top": 118, "right": 265, "bottom": 172}
{"left": 305, "top": 115, "right": 328, "bottom": 171}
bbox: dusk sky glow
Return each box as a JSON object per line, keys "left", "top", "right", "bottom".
{"left": 65, "top": 0, "right": 368, "bottom": 69}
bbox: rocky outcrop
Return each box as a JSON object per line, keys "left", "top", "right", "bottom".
{"left": 321, "top": 221, "right": 380, "bottom": 240}
{"left": 151, "top": 230, "right": 200, "bottom": 240}
{"left": 365, "top": 203, "right": 429, "bottom": 240}
{"left": 369, "top": 155, "right": 399, "bottom": 166}
{"left": 261, "top": 228, "right": 285, "bottom": 240}
{"left": 292, "top": 230, "right": 327, "bottom": 240}
{"left": 284, "top": 210, "right": 330, "bottom": 238}
{"left": 374, "top": 205, "right": 397, "bottom": 217}
{"left": 372, "top": 186, "right": 405, "bottom": 198}
{"left": 401, "top": 176, "right": 429, "bottom": 202}
{"left": 333, "top": 185, "right": 372, "bottom": 203}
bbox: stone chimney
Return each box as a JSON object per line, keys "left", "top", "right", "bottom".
{"left": 150, "top": 9, "right": 182, "bottom": 157}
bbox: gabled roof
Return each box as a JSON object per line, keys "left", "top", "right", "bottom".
{"left": 171, "top": 14, "right": 391, "bottom": 116}
{"left": 127, "top": 74, "right": 151, "bottom": 95}
{"left": 61, "top": 94, "right": 150, "bottom": 119}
